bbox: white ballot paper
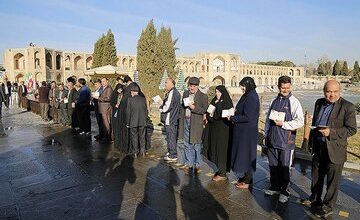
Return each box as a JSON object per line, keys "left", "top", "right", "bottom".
{"left": 269, "top": 109, "right": 286, "bottom": 122}
{"left": 222, "top": 108, "right": 235, "bottom": 118}
{"left": 207, "top": 104, "right": 216, "bottom": 114}
{"left": 92, "top": 91, "right": 100, "bottom": 98}
{"left": 183, "top": 97, "right": 194, "bottom": 107}
{"left": 71, "top": 102, "right": 75, "bottom": 108}
{"left": 63, "top": 97, "right": 68, "bottom": 104}
{"left": 152, "top": 95, "right": 163, "bottom": 104}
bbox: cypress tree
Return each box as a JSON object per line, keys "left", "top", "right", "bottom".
{"left": 325, "top": 61, "right": 332, "bottom": 75}
{"left": 156, "top": 26, "right": 178, "bottom": 79}
{"left": 352, "top": 61, "right": 360, "bottom": 82}
{"left": 102, "top": 29, "right": 118, "bottom": 66}
{"left": 341, "top": 61, "right": 349, "bottom": 76}
{"left": 317, "top": 63, "right": 326, "bottom": 75}
{"left": 92, "top": 34, "right": 105, "bottom": 68}
{"left": 137, "top": 19, "right": 158, "bottom": 98}
{"left": 332, "top": 60, "right": 341, "bottom": 76}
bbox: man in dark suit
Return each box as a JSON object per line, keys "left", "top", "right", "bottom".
{"left": 76, "top": 78, "right": 91, "bottom": 135}
{"left": 17, "top": 81, "right": 27, "bottom": 108}
{"left": 38, "top": 81, "right": 50, "bottom": 121}
{"left": 98, "top": 77, "right": 113, "bottom": 142}
{"left": 307, "top": 80, "right": 357, "bottom": 217}
{"left": 126, "top": 85, "right": 148, "bottom": 158}
{"left": 55, "top": 83, "right": 70, "bottom": 126}
{"left": 0, "top": 83, "right": 6, "bottom": 118}
{"left": 66, "top": 77, "right": 79, "bottom": 131}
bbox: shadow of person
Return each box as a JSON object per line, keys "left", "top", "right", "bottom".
{"left": 180, "top": 173, "right": 229, "bottom": 220}
{"left": 134, "top": 163, "right": 180, "bottom": 220}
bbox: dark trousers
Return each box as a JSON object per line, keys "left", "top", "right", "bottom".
{"left": 39, "top": 103, "right": 50, "bottom": 120}
{"left": 77, "top": 105, "right": 91, "bottom": 132}
{"left": 165, "top": 125, "right": 178, "bottom": 157}
{"left": 0, "top": 102, "right": 2, "bottom": 116}
{"left": 5, "top": 95, "right": 10, "bottom": 108}
{"left": 310, "top": 142, "right": 343, "bottom": 208}
{"left": 68, "top": 108, "right": 79, "bottom": 129}
{"left": 94, "top": 106, "right": 104, "bottom": 137}
{"left": 130, "top": 126, "right": 146, "bottom": 154}
{"left": 268, "top": 147, "right": 294, "bottom": 196}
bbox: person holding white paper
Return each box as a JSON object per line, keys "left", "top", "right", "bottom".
{"left": 229, "top": 77, "right": 260, "bottom": 189}
{"left": 160, "top": 78, "right": 181, "bottom": 162}
{"left": 178, "top": 77, "right": 208, "bottom": 174}
{"left": 205, "top": 85, "right": 233, "bottom": 181}
{"left": 263, "top": 76, "right": 304, "bottom": 203}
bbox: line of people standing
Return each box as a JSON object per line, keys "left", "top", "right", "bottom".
{"left": 159, "top": 75, "right": 356, "bottom": 218}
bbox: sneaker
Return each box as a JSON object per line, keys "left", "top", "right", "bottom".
{"left": 164, "top": 155, "right": 177, "bottom": 162}
{"left": 264, "top": 189, "right": 280, "bottom": 196}
{"left": 85, "top": 131, "right": 91, "bottom": 136}
{"left": 315, "top": 205, "right": 333, "bottom": 218}
{"left": 79, "top": 131, "right": 85, "bottom": 135}
{"left": 278, "top": 194, "right": 289, "bottom": 203}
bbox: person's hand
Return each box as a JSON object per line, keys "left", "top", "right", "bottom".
{"left": 188, "top": 103, "right": 195, "bottom": 110}
{"left": 318, "top": 127, "right": 330, "bottom": 137}
{"left": 115, "top": 104, "right": 119, "bottom": 108}
{"left": 274, "top": 120, "right": 283, "bottom": 127}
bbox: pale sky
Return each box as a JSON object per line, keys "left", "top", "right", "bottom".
{"left": 1, "top": 0, "right": 359, "bottom": 66}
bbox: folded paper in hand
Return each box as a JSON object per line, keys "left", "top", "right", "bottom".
{"left": 269, "top": 110, "right": 286, "bottom": 122}
{"left": 222, "top": 108, "right": 235, "bottom": 118}
{"left": 207, "top": 104, "right": 216, "bottom": 114}
{"left": 92, "top": 91, "right": 100, "bottom": 98}
{"left": 183, "top": 97, "right": 194, "bottom": 107}
{"left": 71, "top": 102, "right": 75, "bottom": 108}
{"left": 63, "top": 97, "right": 68, "bottom": 104}
{"left": 152, "top": 95, "right": 163, "bottom": 104}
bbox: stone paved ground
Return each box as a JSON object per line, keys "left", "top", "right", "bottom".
{"left": 0, "top": 106, "right": 359, "bottom": 220}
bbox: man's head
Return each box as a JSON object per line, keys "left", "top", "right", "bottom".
{"left": 277, "top": 76, "right": 292, "bottom": 97}
{"left": 94, "top": 79, "right": 101, "bottom": 90}
{"left": 116, "top": 76, "right": 124, "bottom": 84}
{"left": 130, "top": 85, "right": 139, "bottom": 97}
{"left": 323, "top": 80, "right": 341, "bottom": 103}
{"left": 58, "top": 83, "right": 64, "bottom": 91}
{"left": 188, "top": 77, "right": 199, "bottom": 94}
{"left": 20, "top": 81, "right": 24, "bottom": 85}
{"left": 124, "top": 75, "right": 132, "bottom": 85}
{"left": 77, "top": 78, "right": 86, "bottom": 87}
{"left": 51, "top": 81, "right": 56, "bottom": 89}
{"left": 41, "top": 81, "right": 47, "bottom": 87}
{"left": 165, "top": 78, "right": 175, "bottom": 92}
{"left": 101, "top": 77, "right": 109, "bottom": 87}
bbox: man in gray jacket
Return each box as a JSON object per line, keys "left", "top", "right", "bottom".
{"left": 160, "top": 78, "right": 181, "bottom": 162}
{"left": 178, "top": 77, "right": 208, "bottom": 174}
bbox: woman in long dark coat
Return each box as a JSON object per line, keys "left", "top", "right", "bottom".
{"left": 230, "top": 77, "right": 260, "bottom": 189}
{"left": 206, "top": 85, "right": 233, "bottom": 181}
{"left": 110, "top": 84, "right": 128, "bottom": 153}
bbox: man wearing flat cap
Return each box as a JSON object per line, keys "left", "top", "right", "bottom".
{"left": 126, "top": 84, "right": 148, "bottom": 158}
{"left": 178, "top": 77, "right": 208, "bottom": 174}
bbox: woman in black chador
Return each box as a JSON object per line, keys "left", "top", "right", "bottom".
{"left": 206, "top": 85, "right": 233, "bottom": 181}
{"left": 110, "top": 83, "right": 128, "bottom": 152}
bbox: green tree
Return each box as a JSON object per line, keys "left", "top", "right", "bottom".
{"left": 102, "top": 29, "right": 118, "bottom": 66}
{"left": 317, "top": 63, "right": 326, "bottom": 75}
{"left": 92, "top": 34, "right": 105, "bottom": 68}
{"left": 352, "top": 61, "right": 360, "bottom": 82}
{"left": 325, "top": 61, "right": 332, "bottom": 75}
{"left": 155, "top": 26, "right": 178, "bottom": 79}
{"left": 137, "top": 19, "right": 158, "bottom": 98}
{"left": 341, "top": 61, "right": 349, "bottom": 76}
{"left": 332, "top": 60, "right": 341, "bottom": 76}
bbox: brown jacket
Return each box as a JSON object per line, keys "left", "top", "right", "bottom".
{"left": 38, "top": 86, "right": 50, "bottom": 103}
{"left": 309, "top": 97, "right": 357, "bottom": 164}
{"left": 98, "top": 85, "right": 113, "bottom": 115}
{"left": 178, "top": 89, "right": 208, "bottom": 144}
